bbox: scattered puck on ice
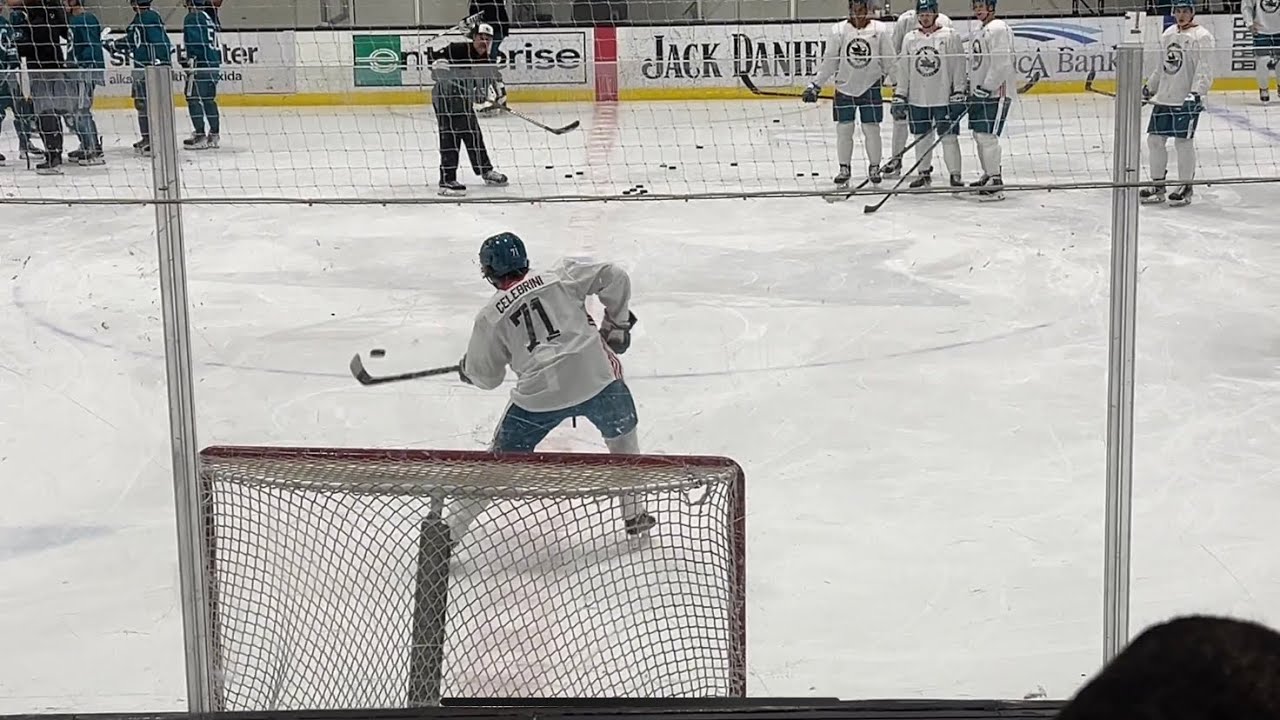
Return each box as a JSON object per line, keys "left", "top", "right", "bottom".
{"left": 636, "top": 184, "right": 645, "bottom": 188}
{"left": 796, "top": 173, "right": 804, "bottom": 177}
{"left": 545, "top": 165, "right": 553, "bottom": 169}
{"left": 696, "top": 145, "right": 704, "bottom": 149}
{"left": 811, "top": 172, "right": 819, "bottom": 177}
{"left": 564, "top": 174, "right": 573, "bottom": 178}
{"left": 575, "top": 171, "right": 584, "bottom": 176}
{"left": 638, "top": 189, "right": 649, "bottom": 195}
{"left": 772, "top": 118, "right": 780, "bottom": 123}
{"left": 730, "top": 162, "right": 738, "bottom": 167}
{"left": 370, "top": 349, "right": 386, "bottom": 358}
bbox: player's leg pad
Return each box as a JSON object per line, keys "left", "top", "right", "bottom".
{"left": 579, "top": 379, "right": 640, "bottom": 441}
{"left": 968, "top": 97, "right": 1012, "bottom": 137}
{"left": 1147, "top": 103, "right": 1201, "bottom": 140}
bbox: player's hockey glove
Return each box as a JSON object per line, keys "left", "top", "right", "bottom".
{"left": 600, "top": 311, "right": 637, "bottom": 354}
{"left": 801, "top": 83, "right": 820, "bottom": 103}
{"left": 1183, "top": 91, "right": 1203, "bottom": 112}
{"left": 1141, "top": 84, "right": 1153, "bottom": 102}
{"left": 890, "top": 92, "right": 909, "bottom": 120}
{"left": 948, "top": 88, "right": 967, "bottom": 105}
{"left": 971, "top": 86, "right": 993, "bottom": 100}
{"left": 457, "top": 355, "right": 474, "bottom": 385}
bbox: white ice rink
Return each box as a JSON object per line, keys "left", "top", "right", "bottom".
{"left": 2, "top": 94, "right": 1279, "bottom": 710}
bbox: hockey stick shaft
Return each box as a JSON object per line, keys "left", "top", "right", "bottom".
{"left": 498, "top": 106, "right": 580, "bottom": 134}
{"left": 349, "top": 354, "right": 459, "bottom": 386}
{"left": 739, "top": 73, "right": 891, "bottom": 104}
{"left": 864, "top": 108, "right": 969, "bottom": 214}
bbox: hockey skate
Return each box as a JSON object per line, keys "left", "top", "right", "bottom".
{"left": 1139, "top": 181, "right": 1166, "bottom": 205}
{"left": 1263, "top": 89, "right": 1272, "bottom": 103}
{"left": 625, "top": 512, "right": 656, "bottom": 536}
{"left": 78, "top": 151, "right": 105, "bottom": 167}
{"left": 1168, "top": 184, "right": 1193, "bottom": 207}
{"left": 949, "top": 173, "right": 965, "bottom": 196}
{"left": 35, "top": 153, "right": 63, "bottom": 175}
{"left": 868, "top": 163, "right": 882, "bottom": 185}
{"left": 977, "top": 175, "right": 1006, "bottom": 202}
{"left": 438, "top": 179, "right": 467, "bottom": 196}
{"left": 206, "top": 134, "right": 220, "bottom": 149}
{"left": 880, "top": 156, "right": 902, "bottom": 178}
{"left": 133, "top": 138, "right": 152, "bottom": 157}
{"left": 908, "top": 169, "right": 932, "bottom": 189}
{"left": 0, "top": 152, "right": 5, "bottom": 166}
{"left": 834, "top": 164, "right": 851, "bottom": 187}
{"left": 482, "top": 169, "right": 508, "bottom": 187}
{"left": 183, "top": 133, "right": 210, "bottom": 150}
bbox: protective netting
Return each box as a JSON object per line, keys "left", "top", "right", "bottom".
{"left": 198, "top": 446, "right": 746, "bottom": 710}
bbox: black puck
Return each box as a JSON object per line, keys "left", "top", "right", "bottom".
{"left": 545, "top": 165, "right": 553, "bottom": 169}
{"left": 564, "top": 174, "right": 573, "bottom": 178}
{"left": 730, "top": 162, "right": 738, "bottom": 167}
{"left": 696, "top": 145, "right": 704, "bottom": 149}
{"left": 811, "top": 172, "right": 819, "bottom": 177}
{"left": 576, "top": 171, "right": 584, "bottom": 176}
{"left": 370, "top": 348, "right": 386, "bottom": 358}
{"left": 772, "top": 118, "right": 780, "bottom": 123}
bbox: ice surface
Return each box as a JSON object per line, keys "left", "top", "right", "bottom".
{"left": 1, "top": 95, "right": 1279, "bottom": 711}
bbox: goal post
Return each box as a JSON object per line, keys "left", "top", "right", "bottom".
{"left": 195, "top": 446, "right": 747, "bottom": 709}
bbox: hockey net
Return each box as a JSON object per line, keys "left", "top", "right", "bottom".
{"left": 197, "top": 446, "right": 747, "bottom": 709}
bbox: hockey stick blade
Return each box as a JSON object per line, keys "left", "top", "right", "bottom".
{"left": 863, "top": 108, "right": 970, "bottom": 214}
{"left": 499, "top": 107, "right": 580, "bottom": 135}
{"left": 1016, "top": 72, "right": 1042, "bottom": 95}
{"left": 349, "top": 354, "right": 460, "bottom": 386}
{"left": 1084, "top": 70, "right": 1115, "bottom": 97}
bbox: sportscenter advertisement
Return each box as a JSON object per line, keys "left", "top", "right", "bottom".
{"left": 352, "top": 29, "right": 590, "bottom": 88}
{"left": 99, "top": 30, "right": 297, "bottom": 96}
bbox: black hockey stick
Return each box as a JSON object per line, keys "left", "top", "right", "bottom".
{"left": 739, "top": 73, "right": 891, "bottom": 104}
{"left": 1084, "top": 70, "right": 1115, "bottom": 97}
{"left": 498, "top": 106, "right": 580, "bottom": 135}
{"left": 864, "top": 108, "right": 970, "bottom": 214}
{"left": 349, "top": 353, "right": 460, "bottom": 386}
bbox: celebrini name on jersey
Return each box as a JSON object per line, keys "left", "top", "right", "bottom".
{"left": 495, "top": 274, "right": 546, "bottom": 314}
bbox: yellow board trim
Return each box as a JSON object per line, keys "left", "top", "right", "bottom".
{"left": 90, "top": 78, "right": 1266, "bottom": 109}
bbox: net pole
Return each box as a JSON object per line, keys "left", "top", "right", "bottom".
{"left": 148, "top": 64, "right": 217, "bottom": 712}
{"left": 1102, "top": 13, "right": 1145, "bottom": 665}
{"left": 408, "top": 514, "right": 453, "bottom": 706}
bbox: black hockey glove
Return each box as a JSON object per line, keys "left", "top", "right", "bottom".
{"left": 600, "top": 311, "right": 637, "bottom": 354}
{"left": 458, "top": 355, "right": 474, "bottom": 385}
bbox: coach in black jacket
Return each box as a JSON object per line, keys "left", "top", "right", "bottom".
{"left": 16, "top": 0, "right": 71, "bottom": 172}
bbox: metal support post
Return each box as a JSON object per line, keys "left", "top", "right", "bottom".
{"left": 147, "top": 65, "right": 216, "bottom": 712}
{"left": 1102, "top": 12, "right": 1146, "bottom": 665}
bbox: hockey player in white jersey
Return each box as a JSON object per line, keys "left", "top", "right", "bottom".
{"left": 895, "top": 0, "right": 967, "bottom": 190}
{"left": 884, "top": 0, "right": 951, "bottom": 177}
{"left": 1243, "top": 0, "right": 1280, "bottom": 101}
{"left": 966, "top": 0, "right": 1014, "bottom": 201}
{"left": 1140, "top": 0, "right": 1214, "bottom": 207}
{"left": 449, "top": 231, "right": 654, "bottom": 540}
{"left": 802, "top": 0, "right": 894, "bottom": 186}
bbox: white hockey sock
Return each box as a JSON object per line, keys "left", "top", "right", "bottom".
{"left": 975, "top": 132, "right": 1001, "bottom": 177}
{"left": 1258, "top": 62, "right": 1271, "bottom": 90}
{"left": 915, "top": 130, "right": 935, "bottom": 172}
{"left": 941, "top": 134, "right": 961, "bottom": 177}
{"left": 862, "top": 122, "right": 883, "bottom": 166}
{"left": 1174, "top": 137, "right": 1196, "bottom": 184}
{"left": 893, "top": 117, "right": 910, "bottom": 157}
{"left": 605, "top": 429, "right": 647, "bottom": 519}
{"left": 836, "top": 121, "right": 856, "bottom": 167}
{"left": 1148, "top": 134, "right": 1169, "bottom": 181}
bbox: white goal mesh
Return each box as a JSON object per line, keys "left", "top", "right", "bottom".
{"left": 198, "top": 446, "right": 747, "bottom": 709}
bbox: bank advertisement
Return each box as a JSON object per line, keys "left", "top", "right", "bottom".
{"left": 99, "top": 30, "right": 296, "bottom": 96}
{"left": 352, "top": 29, "right": 590, "bottom": 88}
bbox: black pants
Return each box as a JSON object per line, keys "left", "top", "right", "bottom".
{"left": 39, "top": 113, "right": 63, "bottom": 155}
{"left": 437, "top": 104, "right": 492, "bottom": 182}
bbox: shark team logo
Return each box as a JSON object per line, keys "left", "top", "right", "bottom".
{"left": 1162, "top": 42, "right": 1185, "bottom": 75}
{"left": 1262, "top": 0, "right": 1279, "bottom": 12}
{"left": 914, "top": 46, "right": 941, "bottom": 77}
{"left": 843, "top": 37, "right": 873, "bottom": 69}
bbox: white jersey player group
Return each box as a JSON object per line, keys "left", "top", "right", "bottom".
{"left": 805, "top": 0, "right": 1014, "bottom": 201}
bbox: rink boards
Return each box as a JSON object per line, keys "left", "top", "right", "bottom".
{"left": 87, "top": 14, "right": 1273, "bottom": 109}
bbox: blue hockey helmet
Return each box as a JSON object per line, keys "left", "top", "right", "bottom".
{"left": 1171, "top": 0, "right": 1194, "bottom": 9}
{"left": 916, "top": 0, "right": 939, "bottom": 13}
{"left": 479, "top": 232, "right": 530, "bottom": 286}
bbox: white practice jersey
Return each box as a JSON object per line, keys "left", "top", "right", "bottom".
{"left": 891, "top": 10, "right": 952, "bottom": 55}
{"left": 968, "top": 18, "right": 1016, "bottom": 97}
{"left": 1147, "top": 23, "right": 1215, "bottom": 107}
{"left": 463, "top": 257, "right": 629, "bottom": 413}
{"left": 898, "top": 25, "right": 966, "bottom": 107}
{"left": 1244, "top": 0, "right": 1280, "bottom": 35}
{"left": 811, "top": 18, "right": 894, "bottom": 97}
